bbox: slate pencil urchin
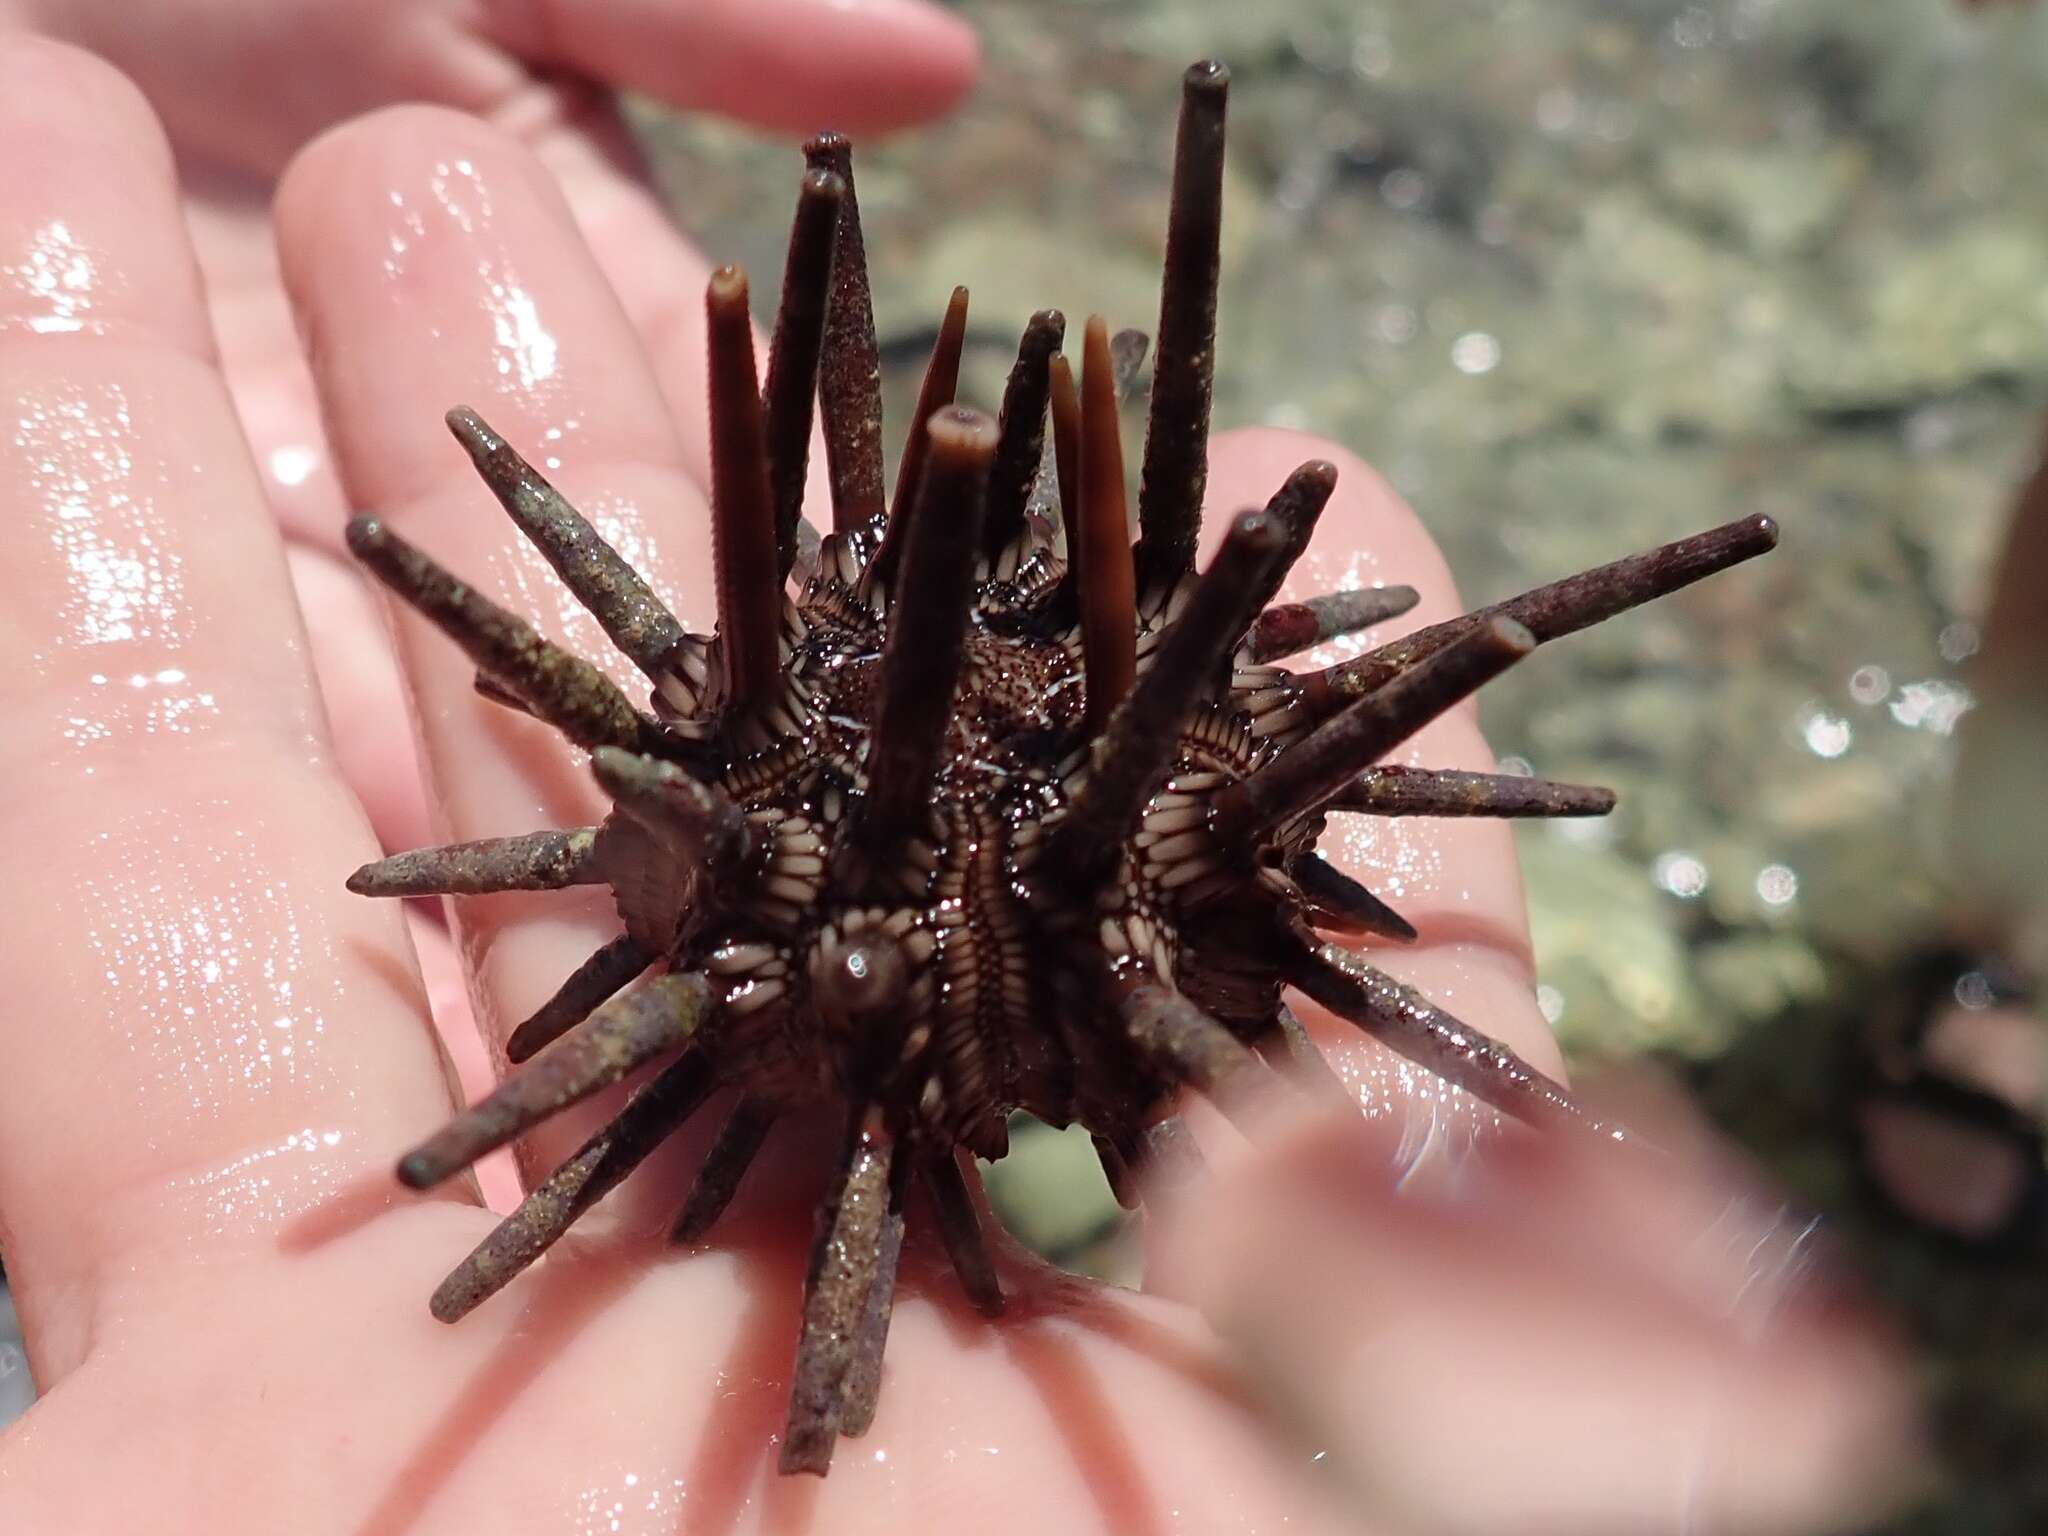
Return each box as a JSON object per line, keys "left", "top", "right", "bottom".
{"left": 344, "top": 60, "right": 1778, "bottom": 1475}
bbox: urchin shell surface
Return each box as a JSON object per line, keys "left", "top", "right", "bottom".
{"left": 345, "top": 60, "right": 1777, "bottom": 1476}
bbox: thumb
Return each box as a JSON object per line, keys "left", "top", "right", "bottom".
{"left": 1156, "top": 1089, "right": 1923, "bottom": 1536}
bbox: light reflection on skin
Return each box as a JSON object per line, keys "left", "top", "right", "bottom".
{"left": 2, "top": 218, "right": 103, "bottom": 336}
{"left": 171, "top": 1124, "right": 357, "bottom": 1241}
{"left": 67, "top": 804, "right": 352, "bottom": 1164}
{"left": 17, "top": 383, "right": 185, "bottom": 666}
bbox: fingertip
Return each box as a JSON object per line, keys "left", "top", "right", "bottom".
{"left": 0, "top": 32, "right": 170, "bottom": 157}
{"left": 524, "top": 0, "right": 981, "bottom": 139}
{"left": 0, "top": 33, "right": 213, "bottom": 359}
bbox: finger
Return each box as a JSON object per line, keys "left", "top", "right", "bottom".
{"left": 1160, "top": 1098, "right": 1920, "bottom": 1536}
{"left": 485, "top": 0, "right": 980, "bottom": 139}
{"left": 186, "top": 182, "right": 443, "bottom": 865}
{"left": 509, "top": 95, "right": 839, "bottom": 530}
{"left": 1201, "top": 428, "right": 1559, "bottom": 1167}
{"left": 0, "top": 39, "right": 457, "bottom": 1380}
{"left": 285, "top": 544, "right": 435, "bottom": 854}
{"left": 275, "top": 106, "right": 713, "bottom": 1183}
{"left": 517, "top": 94, "right": 724, "bottom": 494}
{"left": 183, "top": 180, "right": 352, "bottom": 540}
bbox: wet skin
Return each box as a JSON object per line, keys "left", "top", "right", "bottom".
{"left": 0, "top": 15, "right": 1912, "bottom": 1535}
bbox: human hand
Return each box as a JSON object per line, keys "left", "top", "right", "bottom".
{"left": 6, "top": 0, "right": 978, "bottom": 1136}
{"left": 11, "top": 0, "right": 977, "bottom": 855}
{"left": 0, "top": 37, "right": 1912, "bottom": 1534}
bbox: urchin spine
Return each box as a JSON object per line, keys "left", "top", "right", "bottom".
{"left": 343, "top": 58, "right": 1776, "bottom": 1477}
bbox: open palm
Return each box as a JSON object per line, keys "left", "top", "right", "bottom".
{"left": 0, "top": 22, "right": 1912, "bottom": 1536}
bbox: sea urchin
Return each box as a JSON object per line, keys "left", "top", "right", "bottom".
{"left": 343, "top": 59, "right": 1777, "bottom": 1476}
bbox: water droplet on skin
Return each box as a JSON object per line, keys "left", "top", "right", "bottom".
{"left": 2, "top": 219, "right": 100, "bottom": 336}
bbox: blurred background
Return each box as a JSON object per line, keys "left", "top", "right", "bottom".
{"left": 7, "top": 0, "right": 2045, "bottom": 1527}
{"left": 635, "top": 0, "right": 2048, "bottom": 1527}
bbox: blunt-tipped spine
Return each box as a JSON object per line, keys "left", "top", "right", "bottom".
{"left": 1287, "top": 941, "right": 1607, "bottom": 1136}
{"left": 1135, "top": 61, "right": 1229, "bottom": 595}
{"left": 347, "top": 828, "right": 599, "bottom": 898}
{"left": 1119, "top": 980, "right": 1265, "bottom": 1130}
{"left": 1092, "top": 1133, "right": 1142, "bottom": 1209}
{"left": 506, "top": 933, "right": 653, "bottom": 1063}
{"left": 1048, "top": 508, "right": 1290, "bottom": 891}
{"left": 1332, "top": 765, "right": 1618, "bottom": 819}
{"left": 1290, "top": 853, "right": 1418, "bottom": 942}
{"left": 397, "top": 971, "right": 713, "bottom": 1190}
{"left": 705, "top": 267, "right": 784, "bottom": 713}
{"left": 444, "top": 407, "right": 690, "bottom": 685}
{"left": 836, "top": 1188, "right": 906, "bottom": 1439}
{"left": 1271, "top": 1002, "right": 1352, "bottom": 1105}
{"left": 591, "top": 748, "right": 751, "bottom": 870}
{"left": 803, "top": 133, "right": 887, "bottom": 536}
{"left": 840, "top": 406, "right": 998, "bottom": 884}
{"left": 1077, "top": 315, "right": 1138, "bottom": 735}
{"left": 1220, "top": 460, "right": 1341, "bottom": 661}
{"left": 888, "top": 287, "right": 971, "bottom": 529}
{"left": 763, "top": 170, "right": 845, "bottom": 579}
{"left": 984, "top": 309, "right": 1067, "bottom": 558}
{"left": 782, "top": 1106, "right": 896, "bottom": 1476}
{"left": 672, "top": 1096, "right": 776, "bottom": 1242}
{"left": 924, "top": 1150, "right": 1004, "bottom": 1315}
{"left": 1310, "top": 514, "right": 1780, "bottom": 714}
{"left": 346, "top": 516, "right": 658, "bottom": 754}
{"left": 1218, "top": 617, "right": 1535, "bottom": 842}
{"left": 430, "top": 1052, "right": 718, "bottom": 1323}
{"left": 1248, "top": 585, "right": 1421, "bottom": 664}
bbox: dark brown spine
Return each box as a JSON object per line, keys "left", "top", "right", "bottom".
{"left": 1219, "top": 617, "right": 1534, "bottom": 841}
{"left": 763, "top": 169, "right": 845, "bottom": 578}
{"left": 983, "top": 309, "right": 1068, "bottom": 558}
{"left": 705, "top": 266, "right": 783, "bottom": 713}
{"left": 1135, "top": 60, "right": 1229, "bottom": 595}
{"left": 1078, "top": 315, "right": 1138, "bottom": 736}
{"left": 803, "top": 133, "right": 887, "bottom": 535}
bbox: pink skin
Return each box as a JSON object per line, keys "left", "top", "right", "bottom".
{"left": 0, "top": 0, "right": 977, "bottom": 1179}
{"left": 0, "top": 27, "right": 1915, "bottom": 1536}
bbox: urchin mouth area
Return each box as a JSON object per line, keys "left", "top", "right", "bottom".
{"left": 341, "top": 57, "right": 1777, "bottom": 1476}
